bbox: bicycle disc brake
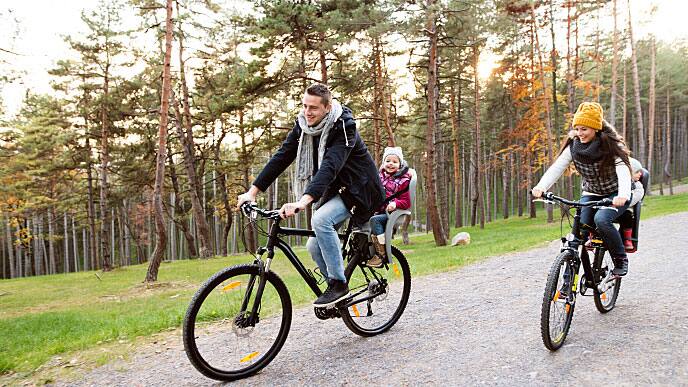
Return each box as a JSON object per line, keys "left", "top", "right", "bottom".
{"left": 232, "top": 313, "right": 256, "bottom": 336}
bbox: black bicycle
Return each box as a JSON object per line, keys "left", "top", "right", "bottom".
{"left": 538, "top": 192, "right": 623, "bottom": 351}
{"left": 182, "top": 202, "right": 411, "bottom": 381}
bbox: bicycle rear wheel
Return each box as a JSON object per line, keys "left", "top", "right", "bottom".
{"left": 183, "top": 264, "right": 292, "bottom": 381}
{"left": 593, "top": 248, "right": 621, "bottom": 313}
{"left": 340, "top": 245, "right": 411, "bottom": 337}
{"left": 541, "top": 252, "right": 577, "bottom": 351}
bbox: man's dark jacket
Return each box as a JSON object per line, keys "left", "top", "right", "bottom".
{"left": 253, "top": 106, "right": 385, "bottom": 225}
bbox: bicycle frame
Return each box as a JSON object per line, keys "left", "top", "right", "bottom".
{"left": 545, "top": 192, "right": 619, "bottom": 294}
{"left": 244, "top": 213, "right": 356, "bottom": 323}
{"left": 560, "top": 205, "right": 597, "bottom": 292}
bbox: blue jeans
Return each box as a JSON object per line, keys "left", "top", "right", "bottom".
{"left": 369, "top": 213, "right": 389, "bottom": 235}
{"left": 306, "top": 195, "right": 351, "bottom": 282}
{"left": 580, "top": 193, "right": 630, "bottom": 259}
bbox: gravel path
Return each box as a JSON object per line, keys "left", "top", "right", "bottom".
{"left": 60, "top": 212, "right": 688, "bottom": 386}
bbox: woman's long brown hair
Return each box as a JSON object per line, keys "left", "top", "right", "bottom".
{"left": 556, "top": 120, "right": 632, "bottom": 173}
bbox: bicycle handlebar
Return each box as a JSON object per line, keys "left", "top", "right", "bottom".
{"left": 240, "top": 202, "right": 282, "bottom": 220}
{"left": 540, "top": 192, "right": 613, "bottom": 208}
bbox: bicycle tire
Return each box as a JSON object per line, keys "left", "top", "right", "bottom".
{"left": 593, "top": 248, "right": 621, "bottom": 313}
{"left": 183, "top": 264, "right": 292, "bottom": 381}
{"left": 540, "top": 252, "right": 576, "bottom": 351}
{"left": 340, "top": 245, "right": 411, "bottom": 337}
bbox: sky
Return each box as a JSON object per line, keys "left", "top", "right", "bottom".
{"left": 1, "top": 0, "right": 688, "bottom": 119}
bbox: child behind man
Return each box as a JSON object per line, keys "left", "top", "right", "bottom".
{"left": 367, "top": 147, "right": 412, "bottom": 268}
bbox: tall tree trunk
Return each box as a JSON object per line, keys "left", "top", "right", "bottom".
{"left": 72, "top": 216, "right": 79, "bottom": 272}
{"left": 47, "top": 209, "right": 56, "bottom": 274}
{"left": 85, "top": 138, "right": 99, "bottom": 270}
{"left": 628, "top": 2, "right": 646, "bottom": 165}
{"left": 146, "top": 0, "right": 174, "bottom": 283}
{"left": 664, "top": 89, "right": 673, "bottom": 194}
{"left": 473, "top": 45, "right": 485, "bottom": 229}
{"left": 175, "top": 22, "right": 213, "bottom": 259}
{"left": 549, "top": 0, "right": 560, "bottom": 148}
{"left": 166, "top": 140, "right": 199, "bottom": 257}
{"left": 63, "top": 212, "right": 70, "bottom": 273}
{"left": 502, "top": 153, "right": 509, "bottom": 219}
{"left": 450, "top": 83, "right": 463, "bottom": 228}
{"left": 623, "top": 62, "right": 628, "bottom": 141}
{"left": 609, "top": 0, "right": 619, "bottom": 126}
{"left": 319, "top": 31, "right": 328, "bottom": 84}
{"left": 531, "top": 3, "right": 554, "bottom": 223}
{"left": 99, "top": 51, "right": 112, "bottom": 271}
{"left": 214, "top": 128, "right": 232, "bottom": 256}
{"left": 238, "top": 110, "right": 258, "bottom": 252}
{"left": 434, "top": 79, "right": 449, "bottom": 238}
{"left": 647, "top": 36, "right": 656, "bottom": 175}
{"left": 6, "top": 217, "right": 16, "bottom": 278}
{"left": 424, "top": 0, "right": 446, "bottom": 245}
{"left": 373, "top": 38, "right": 395, "bottom": 146}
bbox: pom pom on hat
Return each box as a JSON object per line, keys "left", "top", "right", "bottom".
{"left": 572, "top": 102, "right": 603, "bottom": 131}
{"left": 382, "top": 146, "right": 404, "bottom": 166}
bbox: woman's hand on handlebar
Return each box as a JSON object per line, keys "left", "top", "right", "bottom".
{"left": 612, "top": 196, "right": 628, "bottom": 207}
{"left": 531, "top": 187, "right": 544, "bottom": 198}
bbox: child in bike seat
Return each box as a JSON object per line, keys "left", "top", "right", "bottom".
{"left": 619, "top": 157, "right": 645, "bottom": 251}
{"left": 532, "top": 102, "right": 633, "bottom": 276}
{"left": 366, "top": 146, "right": 412, "bottom": 268}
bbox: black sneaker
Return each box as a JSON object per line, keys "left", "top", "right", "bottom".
{"left": 313, "top": 279, "right": 350, "bottom": 307}
{"left": 612, "top": 257, "right": 628, "bottom": 276}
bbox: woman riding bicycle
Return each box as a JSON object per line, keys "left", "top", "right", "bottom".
{"left": 532, "top": 102, "right": 633, "bottom": 276}
{"left": 236, "top": 83, "right": 385, "bottom": 307}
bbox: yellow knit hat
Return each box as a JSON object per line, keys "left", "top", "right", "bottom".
{"left": 572, "top": 102, "right": 603, "bottom": 130}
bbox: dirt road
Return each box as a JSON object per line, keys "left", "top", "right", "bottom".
{"left": 59, "top": 211, "right": 688, "bottom": 386}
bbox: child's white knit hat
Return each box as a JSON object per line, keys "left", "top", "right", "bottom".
{"left": 629, "top": 157, "right": 642, "bottom": 174}
{"left": 382, "top": 146, "right": 404, "bottom": 165}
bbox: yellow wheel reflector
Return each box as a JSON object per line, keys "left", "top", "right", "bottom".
{"left": 601, "top": 293, "right": 607, "bottom": 301}
{"left": 553, "top": 291, "right": 560, "bottom": 302}
{"left": 222, "top": 281, "right": 242, "bottom": 292}
{"left": 352, "top": 305, "right": 360, "bottom": 318}
{"left": 565, "top": 304, "right": 571, "bottom": 313}
{"left": 392, "top": 264, "right": 400, "bottom": 277}
{"left": 240, "top": 352, "right": 260, "bottom": 363}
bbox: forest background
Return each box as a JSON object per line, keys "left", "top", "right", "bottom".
{"left": 1, "top": 0, "right": 687, "bottom": 282}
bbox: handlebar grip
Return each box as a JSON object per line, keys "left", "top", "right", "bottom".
{"left": 598, "top": 198, "right": 613, "bottom": 206}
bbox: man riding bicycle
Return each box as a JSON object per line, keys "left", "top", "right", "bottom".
{"left": 236, "top": 83, "right": 385, "bottom": 307}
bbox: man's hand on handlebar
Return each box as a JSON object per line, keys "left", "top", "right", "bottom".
{"left": 237, "top": 185, "right": 260, "bottom": 210}
{"left": 278, "top": 202, "right": 305, "bottom": 219}
{"left": 278, "top": 194, "right": 314, "bottom": 219}
{"left": 531, "top": 187, "right": 544, "bottom": 198}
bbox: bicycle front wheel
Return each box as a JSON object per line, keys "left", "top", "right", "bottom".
{"left": 341, "top": 245, "right": 411, "bottom": 337}
{"left": 541, "top": 252, "right": 576, "bottom": 351}
{"left": 183, "top": 264, "right": 292, "bottom": 381}
{"left": 593, "top": 248, "right": 621, "bottom": 313}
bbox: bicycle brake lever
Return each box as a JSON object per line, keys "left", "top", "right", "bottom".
{"left": 533, "top": 199, "right": 556, "bottom": 205}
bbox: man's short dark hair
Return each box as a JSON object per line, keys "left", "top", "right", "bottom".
{"left": 305, "top": 83, "right": 332, "bottom": 106}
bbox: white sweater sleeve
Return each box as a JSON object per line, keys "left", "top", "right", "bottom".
{"left": 534, "top": 147, "right": 572, "bottom": 191}
{"left": 615, "top": 158, "right": 632, "bottom": 199}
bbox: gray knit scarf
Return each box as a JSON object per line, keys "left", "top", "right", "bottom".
{"left": 294, "top": 99, "right": 343, "bottom": 200}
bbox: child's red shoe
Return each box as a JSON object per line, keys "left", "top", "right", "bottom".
{"left": 622, "top": 228, "right": 634, "bottom": 252}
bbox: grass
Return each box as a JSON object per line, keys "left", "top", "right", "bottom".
{"left": 1, "top": 192, "right": 686, "bottom": 378}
